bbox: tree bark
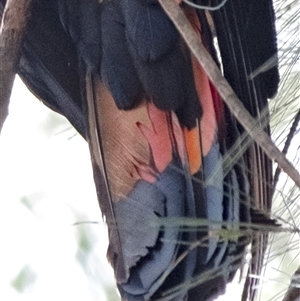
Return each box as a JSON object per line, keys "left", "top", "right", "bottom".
{"left": 0, "top": 0, "right": 32, "bottom": 133}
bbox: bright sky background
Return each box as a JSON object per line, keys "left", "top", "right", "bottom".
{"left": 0, "top": 77, "right": 117, "bottom": 301}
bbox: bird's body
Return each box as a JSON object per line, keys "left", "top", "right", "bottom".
{"left": 0, "top": 0, "right": 279, "bottom": 300}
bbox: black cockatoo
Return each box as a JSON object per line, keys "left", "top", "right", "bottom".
{"left": 0, "top": 0, "right": 279, "bottom": 300}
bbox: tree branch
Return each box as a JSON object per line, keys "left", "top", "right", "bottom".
{"left": 273, "top": 109, "right": 300, "bottom": 191}
{"left": 0, "top": 0, "right": 32, "bottom": 133}
{"left": 158, "top": 0, "right": 300, "bottom": 189}
{"left": 282, "top": 266, "right": 300, "bottom": 301}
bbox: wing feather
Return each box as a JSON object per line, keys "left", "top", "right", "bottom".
{"left": 5, "top": 1, "right": 279, "bottom": 300}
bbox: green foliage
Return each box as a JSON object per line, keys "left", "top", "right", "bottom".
{"left": 11, "top": 265, "right": 36, "bottom": 293}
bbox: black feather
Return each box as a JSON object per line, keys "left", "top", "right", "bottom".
{"left": 18, "top": 0, "right": 87, "bottom": 137}
{"left": 99, "top": 0, "right": 144, "bottom": 110}
{"left": 57, "top": 0, "right": 101, "bottom": 71}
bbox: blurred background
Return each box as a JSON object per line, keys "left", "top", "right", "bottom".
{"left": 0, "top": 75, "right": 119, "bottom": 301}
{"left": 0, "top": 1, "right": 299, "bottom": 301}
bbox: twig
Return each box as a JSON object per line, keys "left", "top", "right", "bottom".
{"left": 0, "top": 0, "right": 32, "bottom": 133}
{"left": 282, "top": 266, "right": 300, "bottom": 301}
{"left": 158, "top": 0, "right": 300, "bottom": 189}
{"left": 273, "top": 109, "right": 300, "bottom": 190}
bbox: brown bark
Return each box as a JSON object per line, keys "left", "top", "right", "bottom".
{"left": 0, "top": 0, "right": 32, "bottom": 133}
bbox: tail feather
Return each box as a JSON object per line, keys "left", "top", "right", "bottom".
{"left": 3, "top": 0, "right": 279, "bottom": 300}
{"left": 203, "top": 1, "right": 279, "bottom": 299}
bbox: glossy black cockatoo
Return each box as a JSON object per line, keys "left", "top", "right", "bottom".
{"left": 0, "top": 0, "right": 279, "bottom": 300}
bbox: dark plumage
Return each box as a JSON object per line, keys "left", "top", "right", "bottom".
{"left": 0, "top": 1, "right": 279, "bottom": 300}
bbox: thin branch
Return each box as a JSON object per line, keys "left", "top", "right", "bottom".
{"left": 0, "top": 0, "right": 32, "bottom": 133}
{"left": 158, "top": 0, "right": 300, "bottom": 189}
{"left": 273, "top": 109, "right": 300, "bottom": 190}
{"left": 282, "top": 266, "right": 300, "bottom": 301}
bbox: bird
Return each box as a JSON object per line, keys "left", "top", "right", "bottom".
{"left": 0, "top": 0, "right": 279, "bottom": 300}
